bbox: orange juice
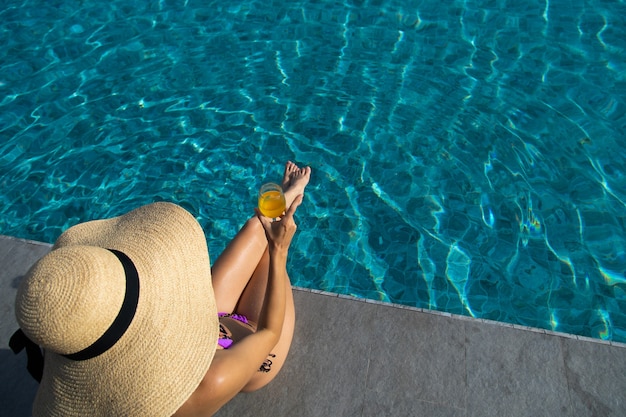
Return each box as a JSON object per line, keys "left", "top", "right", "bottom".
{"left": 258, "top": 188, "right": 286, "bottom": 218}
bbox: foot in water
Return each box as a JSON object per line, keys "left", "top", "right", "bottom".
{"left": 282, "top": 161, "right": 311, "bottom": 208}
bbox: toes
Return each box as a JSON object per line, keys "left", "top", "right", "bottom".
{"left": 297, "top": 166, "right": 311, "bottom": 178}
{"left": 283, "top": 162, "right": 310, "bottom": 184}
{"left": 286, "top": 161, "right": 297, "bottom": 173}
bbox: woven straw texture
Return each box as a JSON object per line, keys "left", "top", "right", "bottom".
{"left": 16, "top": 202, "right": 219, "bottom": 417}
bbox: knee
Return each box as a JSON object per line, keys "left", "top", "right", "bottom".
{"left": 241, "top": 354, "right": 288, "bottom": 393}
{"left": 245, "top": 216, "right": 263, "bottom": 229}
{"left": 241, "top": 371, "right": 278, "bottom": 393}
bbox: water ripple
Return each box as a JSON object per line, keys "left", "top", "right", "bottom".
{"left": 1, "top": 0, "right": 625, "bottom": 342}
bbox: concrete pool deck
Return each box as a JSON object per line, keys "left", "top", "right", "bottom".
{"left": 1, "top": 235, "right": 625, "bottom": 416}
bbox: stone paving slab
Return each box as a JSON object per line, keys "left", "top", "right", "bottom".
{"left": 0, "top": 236, "right": 51, "bottom": 417}
{"left": 1, "top": 236, "right": 625, "bottom": 417}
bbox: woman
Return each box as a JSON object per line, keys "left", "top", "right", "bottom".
{"left": 12, "top": 162, "right": 311, "bottom": 417}
{"left": 175, "top": 161, "right": 311, "bottom": 415}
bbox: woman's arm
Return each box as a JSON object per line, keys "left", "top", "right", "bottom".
{"left": 255, "top": 248, "right": 287, "bottom": 342}
{"left": 254, "top": 194, "right": 302, "bottom": 340}
{"left": 176, "top": 195, "right": 304, "bottom": 416}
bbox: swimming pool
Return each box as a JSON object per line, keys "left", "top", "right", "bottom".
{"left": 1, "top": 0, "right": 625, "bottom": 342}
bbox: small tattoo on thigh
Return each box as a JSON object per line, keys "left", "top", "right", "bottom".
{"left": 259, "top": 353, "right": 276, "bottom": 373}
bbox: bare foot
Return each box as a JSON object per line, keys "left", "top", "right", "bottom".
{"left": 282, "top": 161, "right": 311, "bottom": 207}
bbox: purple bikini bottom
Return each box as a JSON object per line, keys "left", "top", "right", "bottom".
{"left": 217, "top": 312, "right": 249, "bottom": 349}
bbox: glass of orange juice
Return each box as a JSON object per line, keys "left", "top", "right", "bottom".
{"left": 258, "top": 183, "right": 286, "bottom": 218}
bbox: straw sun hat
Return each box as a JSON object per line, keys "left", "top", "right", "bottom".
{"left": 13, "top": 202, "right": 219, "bottom": 417}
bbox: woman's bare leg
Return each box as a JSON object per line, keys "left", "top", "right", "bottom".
{"left": 241, "top": 279, "right": 295, "bottom": 392}
{"left": 235, "top": 248, "right": 296, "bottom": 392}
{"left": 211, "top": 162, "right": 311, "bottom": 313}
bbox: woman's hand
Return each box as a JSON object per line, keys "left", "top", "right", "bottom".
{"left": 255, "top": 194, "right": 303, "bottom": 253}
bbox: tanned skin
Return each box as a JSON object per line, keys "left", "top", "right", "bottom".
{"left": 173, "top": 162, "right": 311, "bottom": 417}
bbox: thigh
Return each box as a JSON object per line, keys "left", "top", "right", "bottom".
{"left": 232, "top": 247, "right": 270, "bottom": 323}
{"left": 211, "top": 217, "right": 268, "bottom": 313}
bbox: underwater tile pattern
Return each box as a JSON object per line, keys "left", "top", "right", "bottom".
{"left": 1, "top": 0, "right": 625, "bottom": 341}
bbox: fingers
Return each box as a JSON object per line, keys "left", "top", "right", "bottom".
{"left": 254, "top": 208, "right": 272, "bottom": 231}
{"left": 254, "top": 194, "right": 304, "bottom": 251}
{"left": 255, "top": 193, "right": 303, "bottom": 234}
{"left": 283, "top": 194, "right": 304, "bottom": 220}
{"left": 256, "top": 194, "right": 303, "bottom": 224}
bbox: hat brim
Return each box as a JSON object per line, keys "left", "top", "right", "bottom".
{"left": 33, "top": 202, "right": 218, "bottom": 417}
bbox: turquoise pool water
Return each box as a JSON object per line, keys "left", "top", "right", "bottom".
{"left": 1, "top": 0, "right": 625, "bottom": 342}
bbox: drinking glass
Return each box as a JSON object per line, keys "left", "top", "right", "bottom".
{"left": 258, "top": 183, "right": 286, "bottom": 218}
